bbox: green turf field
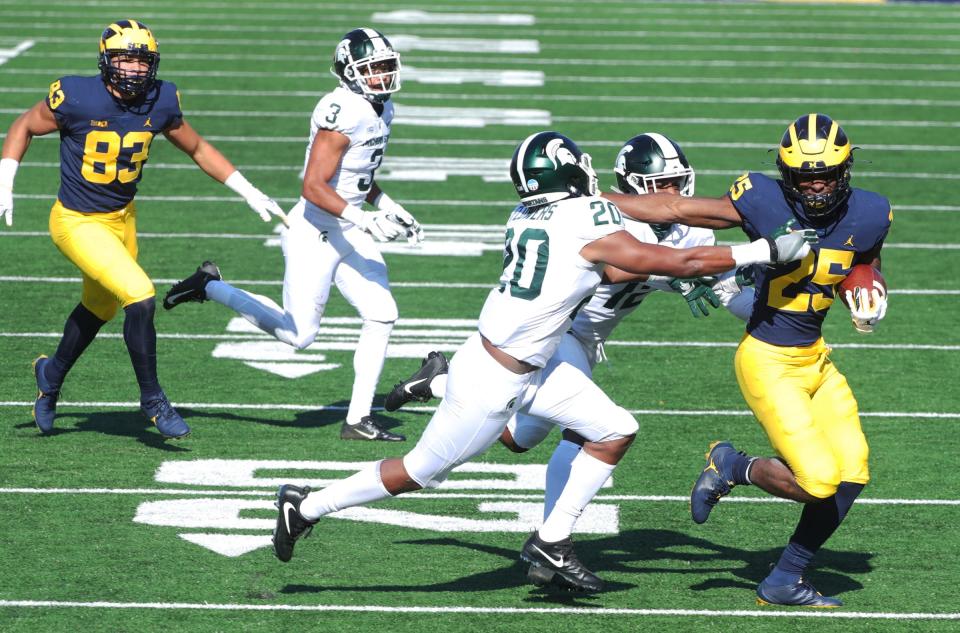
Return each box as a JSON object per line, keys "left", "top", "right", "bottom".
{"left": 1, "top": 1, "right": 959, "bottom": 630}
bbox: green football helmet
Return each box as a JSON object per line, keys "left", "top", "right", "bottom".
{"left": 509, "top": 131, "right": 598, "bottom": 206}
{"left": 331, "top": 28, "right": 401, "bottom": 103}
{"left": 614, "top": 132, "right": 695, "bottom": 240}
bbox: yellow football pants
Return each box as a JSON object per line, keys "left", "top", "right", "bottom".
{"left": 49, "top": 200, "right": 155, "bottom": 322}
{"left": 734, "top": 333, "right": 869, "bottom": 498}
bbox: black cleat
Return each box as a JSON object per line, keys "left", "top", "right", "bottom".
{"left": 163, "top": 261, "right": 221, "bottom": 310}
{"left": 520, "top": 531, "right": 605, "bottom": 593}
{"left": 690, "top": 440, "right": 739, "bottom": 524}
{"left": 340, "top": 416, "right": 406, "bottom": 441}
{"left": 32, "top": 355, "right": 59, "bottom": 434}
{"left": 384, "top": 351, "right": 448, "bottom": 412}
{"left": 756, "top": 577, "right": 843, "bottom": 608}
{"left": 272, "top": 484, "right": 317, "bottom": 563}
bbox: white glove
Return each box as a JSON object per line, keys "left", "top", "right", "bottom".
{"left": 342, "top": 205, "right": 404, "bottom": 242}
{"left": 846, "top": 287, "right": 887, "bottom": 334}
{"left": 224, "top": 171, "right": 289, "bottom": 227}
{"left": 0, "top": 158, "right": 18, "bottom": 227}
{"left": 0, "top": 186, "right": 12, "bottom": 227}
{"left": 374, "top": 191, "right": 423, "bottom": 245}
{"left": 386, "top": 207, "right": 424, "bottom": 246}
{"left": 770, "top": 229, "right": 817, "bottom": 263}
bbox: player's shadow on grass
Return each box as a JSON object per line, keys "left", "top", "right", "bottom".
{"left": 17, "top": 411, "right": 190, "bottom": 451}
{"left": 278, "top": 529, "right": 871, "bottom": 600}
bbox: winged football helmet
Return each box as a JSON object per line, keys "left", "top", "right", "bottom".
{"left": 332, "top": 28, "right": 401, "bottom": 103}
{"left": 98, "top": 19, "right": 160, "bottom": 97}
{"left": 615, "top": 132, "right": 695, "bottom": 239}
{"left": 510, "top": 131, "right": 598, "bottom": 206}
{"left": 777, "top": 113, "right": 854, "bottom": 218}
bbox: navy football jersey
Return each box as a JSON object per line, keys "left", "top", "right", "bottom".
{"left": 46, "top": 75, "right": 183, "bottom": 213}
{"left": 728, "top": 172, "right": 891, "bottom": 346}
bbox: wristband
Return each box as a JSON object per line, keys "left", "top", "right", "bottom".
{"left": 729, "top": 238, "right": 773, "bottom": 266}
{"left": 0, "top": 158, "right": 19, "bottom": 189}
{"left": 339, "top": 204, "right": 365, "bottom": 226}
{"left": 223, "top": 171, "right": 257, "bottom": 198}
{"left": 373, "top": 191, "right": 401, "bottom": 213}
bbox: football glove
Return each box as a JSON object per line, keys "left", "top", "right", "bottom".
{"left": 0, "top": 185, "right": 12, "bottom": 227}
{"left": 846, "top": 287, "right": 887, "bottom": 334}
{"left": 668, "top": 277, "right": 722, "bottom": 318}
{"left": 360, "top": 210, "right": 406, "bottom": 242}
{"left": 0, "top": 157, "right": 17, "bottom": 227}
{"left": 375, "top": 191, "right": 423, "bottom": 246}
{"left": 224, "top": 171, "right": 289, "bottom": 227}
{"left": 768, "top": 229, "right": 817, "bottom": 263}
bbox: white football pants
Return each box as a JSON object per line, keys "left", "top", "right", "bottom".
{"left": 403, "top": 333, "right": 538, "bottom": 487}
{"left": 205, "top": 200, "right": 398, "bottom": 422}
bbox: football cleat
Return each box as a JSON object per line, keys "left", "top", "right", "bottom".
{"left": 273, "top": 484, "right": 317, "bottom": 562}
{"left": 690, "top": 441, "right": 739, "bottom": 524}
{"left": 32, "top": 355, "right": 59, "bottom": 434}
{"left": 141, "top": 394, "right": 190, "bottom": 439}
{"left": 520, "top": 531, "right": 605, "bottom": 593}
{"left": 756, "top": 577, "right": 843, "bottom": 608}
{"left": 384, "top": 351, "right": 448, "bottom": 412}
{"left": 163, "top": 261, "right": 221, "bottom": 310}
{"left": 340, "top": 416, "right": 405, "bottom": 442}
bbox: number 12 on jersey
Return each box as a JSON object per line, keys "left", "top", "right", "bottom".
{"left": 499, "top": 227, "right": 550, "bottom": 300}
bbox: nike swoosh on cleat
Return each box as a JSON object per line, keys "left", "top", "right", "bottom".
{"left": 532, "top": 544, "right": 564, "bottom": 568}
{"left": 351, "top": 426, "right": 378, "bottom": 439}
{"left": 283, "top": 502, "right": 298, "bottom": 534}
{"left": 402, "top": 377, "right": 430, "bottom": 395}
{"left": 165, "top": 291, "right": 195, "bottom": 303}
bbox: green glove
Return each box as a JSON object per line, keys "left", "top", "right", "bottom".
{"left": 668, "top": 277, "right": 722, "bottom": 318}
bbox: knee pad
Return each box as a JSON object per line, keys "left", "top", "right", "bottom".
{"left": 797, "top": 465, "right": 842, "bottom": 499}
{"left": 596, "top": 407, "right": 638, "bottom": 442}
{"left": 402, "top": 446, "right": 453, "bottom": 489}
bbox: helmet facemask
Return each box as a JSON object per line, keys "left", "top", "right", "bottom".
{"left": 777, "top": 113, "right": 854, "bottom": 219}
{"left": 98, "top": 20, "right": 159, "bottom": 98}
{"left": 332, "top": 29, "right": 402, "bottom": 104}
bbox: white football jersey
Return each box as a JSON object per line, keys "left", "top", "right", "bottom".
{"left": 478, "top": 196, "right": 625, "bottom": 367}
{"left": 299, "top": 87, "right": 393, "bottom": 219}
{"left": 569, "top": 221, "right": 716, "bottom": 348}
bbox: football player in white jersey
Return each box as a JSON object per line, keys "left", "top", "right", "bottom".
{"left": 269, "top": 131, "right": 815, "bottom": 592}
{"left": 164, "top": 28, "right": 421, "bottom": 441}
{"left": 385, "top": 133, "right": 757, "bottom": 590}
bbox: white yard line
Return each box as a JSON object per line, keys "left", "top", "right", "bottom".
{"left": 0, "top": 599, "right": 956, "bottom": 619}
{"left": 0, "top": 487, "right": 956, "bottom": 506}
{"left": 1, "top": 400, "right": 957, "bottom": 419}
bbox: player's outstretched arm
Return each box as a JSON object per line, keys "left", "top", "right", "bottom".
{"left": 586, "top": 228, "right": 815, "bottom": 280}
{"left": 603, "top": 191, "right": 742, "bottom": 230}
{"left": 165, "top": 119, "right": 288, "bottom": 226}
{"left": 0, "top": 100, "right": 59, "bottom": 227}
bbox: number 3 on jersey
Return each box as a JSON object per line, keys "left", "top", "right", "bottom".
{"left": 767, "top": 247, "right": 854, "bottom": 312}
{"left": 500, "top": 227, "right": 550, "bottom": 300}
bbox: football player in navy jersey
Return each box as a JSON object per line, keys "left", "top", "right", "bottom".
{"left": 608, "top": 114, "right": 890, "bottom": 607}
{"left": 0, "top": 20, "right": 286, "bottom": 438}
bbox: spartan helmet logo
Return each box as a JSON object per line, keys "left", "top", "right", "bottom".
{"left": 545, "top": 138, "right": 578, "bottom": 169}
{"left": 335, "top": 40, "right": 350, "bottom": 65}
{"left": 615, "top": 145, "right": 633, "bottom": 174}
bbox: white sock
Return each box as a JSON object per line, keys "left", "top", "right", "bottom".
{"left": 205, "top": 280, "right": 300, "bottom": 345}
{"left": 346, "top": 319, "right": 393, "bottom": 425}
{"left": 429, "top": 374, "right": 448, "bottom": 399}
{"left": 298, "top": 462, "right": 391, "bottom": 520}
{"left": 543, "top": 440, "right": 581, "bottom": 521}
{"left": 538, "top": 450, "right": 615, "bottom": 543}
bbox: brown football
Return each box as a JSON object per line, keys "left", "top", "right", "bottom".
{"left": 838, "top": 264, "right": 887, "bottom": 308}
